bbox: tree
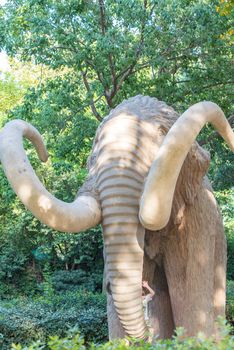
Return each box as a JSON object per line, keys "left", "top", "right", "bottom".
{"left": 0, "top": 60, "right": 102, "bottom": 296}
{"left": 216, "top": 0, "right": 234, "bottom": 43}
{"left": 0, "top": 0, "right": 233, "bottom": 299}
{"left": 2, "top": 0, "right": 233, "bottom": 190}
{"left": 2, "top": 0, "right": 233, "bottom": 118}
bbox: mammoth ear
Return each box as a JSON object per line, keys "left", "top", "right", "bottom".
{"left": 177, "top": 142, "right": 210, "bottom": 204}
{"left": 170, "top": 142, "right": 210, "bottom": 227}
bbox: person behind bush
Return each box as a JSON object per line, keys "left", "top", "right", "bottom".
{"left": 142, "top": 280, "right": 155, "bottom": 340}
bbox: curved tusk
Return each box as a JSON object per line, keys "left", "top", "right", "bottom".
{"left": 0, "top": 120, "right": 101, "bottom": 232}
{"left": 139, "top": 101, "right": 234, "bottom": 231}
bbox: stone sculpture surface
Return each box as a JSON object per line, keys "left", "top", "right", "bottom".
{"left": 0, "top": 95, "right": 233, "bottom": 340}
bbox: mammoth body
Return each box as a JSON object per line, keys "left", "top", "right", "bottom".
{"left": 79, "top": 96, "right": 226, "bottom": 339}
{"left": 80, "top": 97, "right": 175, "bottom": 338}
{"left": 0, "top": 95, "right": 233, "bottom": 341}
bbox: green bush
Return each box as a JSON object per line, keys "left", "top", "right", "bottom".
{"left": 10, "top": 323, "right": 234, "bottom": 350}
{"left": 51, "top": 270, "right": 103, "bottom": 293}
{"left": 215, "top": 189, "right": 234, "bottom": 280}
{"left": 0, "top": 291, "right": 107, "bottom": 349}
{"left": 227, "top": 280, "right": 234, "bottom": 328}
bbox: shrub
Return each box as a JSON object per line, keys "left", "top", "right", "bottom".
{"left": 51, "top": 270, "right": 103, "bottom": 293}
{"left": 10, "top": 323, "right": 234, "bottom": 350}
{"left": 215, "top": 189, "right": 234, "bottom": 280}
{"left": 0, "top": 291, "right": 107, "bottom": 349}
{"left": 227, "top": 280, "right": 234, "bottom": 328}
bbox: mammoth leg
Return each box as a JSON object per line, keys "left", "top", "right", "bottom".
{"left": 164, "top": 234, "right": 216, "bottom": 337}
{"left": 143, "top": 253, "right": 175, "bottom": 339}
{"left": 164, "top": 189, "right": 219, "bottom": 337}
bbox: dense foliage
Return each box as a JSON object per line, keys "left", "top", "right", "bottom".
{"left": 0, "top": 0, "right": 233, "bottom": 347}
{"left": 1, "top": 0, "right": 233, "bottom": 114}
{"left": 216, "top": 190, "right": 234, "bottom": 280}
{"left": 0, "top": 291, "right": 107, "bottom": 349}
{"left": 9, "top": 323, "right": 234, "bottom": 350}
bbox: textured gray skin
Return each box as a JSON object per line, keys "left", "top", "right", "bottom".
{"left": 0, "top": 95, "right": 232, "bottom": 340}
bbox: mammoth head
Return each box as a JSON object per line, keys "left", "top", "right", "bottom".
{"left": 0, "top": 97, "right": 233, "bottom": 341}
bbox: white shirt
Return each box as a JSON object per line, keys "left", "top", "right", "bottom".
{"left": 143, "top": 294, "right": 152, "bottom": 320}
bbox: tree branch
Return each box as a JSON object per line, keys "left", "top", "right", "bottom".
{"left": 197, "top": 81, "right": 234, "bottom": 90}
{"left": 80, "top": 68, "right": 102, "bottom": 121}
{"left": 183, "top": 81, "right": 234, "bottom": 97}
{"left": 128, "top": 61, "right": 151, "bottom": 75}
{"left": 174, "top": 80, "right": 191, "bottom": 84}
{"left": 105, "top": 0, "right": 150, "bottom": 106}
{"left": 74, "top": 94, "right": 104, "bottom": 115}
{"left": 51, "top": 46, "right": 78, "bottom": 53}
{"left": 99, "top": 0, "right": 106, "bottom": 35}
{"left": 98, "top": 0, "right": 117, "bottom": 107}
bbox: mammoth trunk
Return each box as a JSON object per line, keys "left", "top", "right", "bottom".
{"left": 99, "top": 167, "right": 148, "bottom": 338}
{"left": 94, "top": 115, "right": 156, "bottom": 339}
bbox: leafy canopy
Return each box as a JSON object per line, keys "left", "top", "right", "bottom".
{"left": 2, "top": 0, "right": 233, "bottom": 118}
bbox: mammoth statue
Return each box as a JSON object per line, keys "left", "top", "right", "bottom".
{"left": 0, "top": 96, "right": 233, "bottom": 341}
